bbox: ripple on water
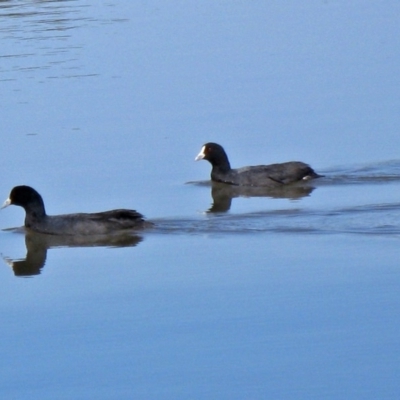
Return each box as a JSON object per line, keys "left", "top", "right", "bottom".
{"left": 184, "top": 160, "right": 400, "bottom": 237}
{"left": 150, "top": 202, "right": 400, "bottom": 237}
{"left": 0, "top": 1, "right": 98, "bottom": 81}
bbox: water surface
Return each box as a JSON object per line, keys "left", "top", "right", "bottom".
{"left": 1, "top": 1, "right": 400, "bottom": 399}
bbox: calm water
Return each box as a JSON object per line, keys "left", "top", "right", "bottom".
{"left": 1, "top": 1, "right": 400, "bottom": 399}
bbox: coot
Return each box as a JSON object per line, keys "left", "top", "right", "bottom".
{"left": 195, "top": 142, "right": 322, "bottom": 187}
{"left": 2, "top": 185, "right": 151, "bottom": 235}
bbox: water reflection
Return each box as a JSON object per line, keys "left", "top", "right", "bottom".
{"left": 2, "top": 229, "right": 143, "bottom": 277}
{"left": 208, "top": 181, "right": 315, "bottom": 212}
{"left": 0, "top": 0, "right": 95, "bottom": 81}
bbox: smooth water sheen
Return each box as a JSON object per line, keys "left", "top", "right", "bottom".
{"left": 1, "top": 1, "right": 400, "bottom": 399}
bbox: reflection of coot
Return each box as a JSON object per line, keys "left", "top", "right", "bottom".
{"left": 209, "top": 181, "right": 315, "bottom": 213}
{"left": 3, "top": 231, "right": 143, "bottom": 277}
{"left": 5, "top": 233, "right": 48, "bottom": 277}
{"left": 195, "top": 142, "right": 322, "bottom": 187}
{"left": 2, "top": 185, "right": 152, "bottom": 235}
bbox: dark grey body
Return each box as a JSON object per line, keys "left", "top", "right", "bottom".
{"left": 211, "top": 161, "right": 320, "bottom": 187}
{"left": 24, "top": 209, "right": 150, "bottom": 235}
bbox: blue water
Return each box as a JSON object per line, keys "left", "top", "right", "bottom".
{"left": 1, "top": 1, "right": 400, "bottom": 399}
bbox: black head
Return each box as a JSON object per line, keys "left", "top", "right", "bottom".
{"left": 3, "top": 185, "right": 46, "bottom": 213}
{"left": 194, "top": 142, "right": 231, "bottom": 169}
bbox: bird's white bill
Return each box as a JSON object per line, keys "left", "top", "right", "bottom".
{"left": 195, "top": 146, "right": 206, "bottom": 161}
{"left": 1, "top": 198, "right": 11, "bottom": 209}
